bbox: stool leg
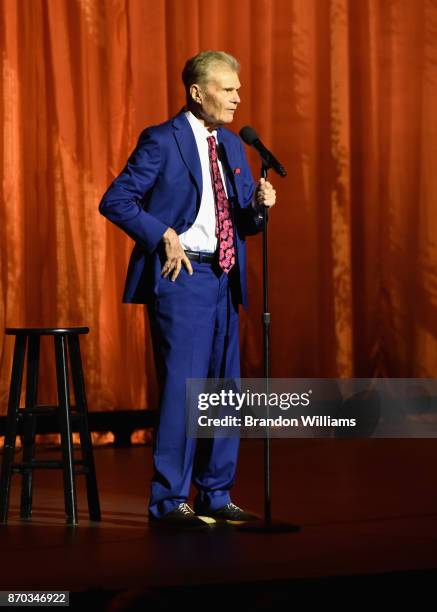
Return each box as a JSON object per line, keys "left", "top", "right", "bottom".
{"left": 0, "top": 335, "right": 27, "bottom": 524}
{"left": 20, "top": 335, "right": 40, "bottom": 519}
{"left": 68, "top": 334, "right": 101, "bottom": 521}
{"left": 54, "top": 335, "right": 77, "bottom": 526}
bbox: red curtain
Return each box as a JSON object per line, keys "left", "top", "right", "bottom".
{"left": 1, "top": 0, "right": 436, "bottom": 415}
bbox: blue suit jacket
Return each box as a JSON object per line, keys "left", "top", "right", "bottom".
{"left": 98, "top": 111, "right": 264, "bottom": 309}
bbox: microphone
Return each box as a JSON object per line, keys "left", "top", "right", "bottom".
{"left": 239, "top": 126, "right": 287, "bottom": 177}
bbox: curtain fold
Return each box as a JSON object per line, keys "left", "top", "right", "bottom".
{"left": 1, "top": 0, "right": 436, "bottom": 415}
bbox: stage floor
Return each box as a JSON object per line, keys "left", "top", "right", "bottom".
{"left": 1, "top": 438, "right": 437, "bottom": 607}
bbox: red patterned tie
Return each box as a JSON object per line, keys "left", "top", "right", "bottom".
{"left": 207, "top": 135, "right": 236, "bottom": 273}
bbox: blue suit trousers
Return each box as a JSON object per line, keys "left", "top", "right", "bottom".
{"left": 147, "top": 258, "right": 241, "bottom": 518}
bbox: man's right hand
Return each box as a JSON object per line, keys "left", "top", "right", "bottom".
{"left": 161, "top": 228, "right": 193, "bottom": 281}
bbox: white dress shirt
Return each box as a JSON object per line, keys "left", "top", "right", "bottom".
{"left": 178, "top": 110, "right": 229, "bottom": 253}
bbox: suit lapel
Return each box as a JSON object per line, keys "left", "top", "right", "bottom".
{"left": 172, "top": 112, "right": 202, "bottom": 198}
{"left": 172, "top": 112, "right": 240, "bottom": 204}
{"left": 217, "top": 127, "right": 238, "bottom": 201}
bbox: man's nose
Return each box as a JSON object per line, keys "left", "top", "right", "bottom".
{"left": 232, "top": 91, "right": 241, "bottom": 104}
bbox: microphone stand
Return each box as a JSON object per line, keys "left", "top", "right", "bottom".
{"left": 237, "top": 162, "right": 300, "bottom": 533}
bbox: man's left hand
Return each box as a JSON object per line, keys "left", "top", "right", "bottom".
{"left": 255, "top": 178, "right": 276, "bottom": 208}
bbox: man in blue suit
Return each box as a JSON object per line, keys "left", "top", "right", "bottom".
{"left": 99, "top": 51, "right": 276, "bottom": 529}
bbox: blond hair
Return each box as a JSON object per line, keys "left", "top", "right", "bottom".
{"left": 182, "top": 50, "right": 240, "bottom": 104}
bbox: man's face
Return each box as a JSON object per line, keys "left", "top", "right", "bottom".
{"left": 191, "top": 64, "right": 241, "bottom": 129}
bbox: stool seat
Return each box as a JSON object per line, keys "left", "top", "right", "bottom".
{"left": 0, "top": 326, "right": 101, "bottom": 526}
{"left": 6, "top": 327, "right": 89, "bottom": 335}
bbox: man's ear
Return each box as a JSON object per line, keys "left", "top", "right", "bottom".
{"left": 190, "top": 84, "right": 202, "bottom": 104}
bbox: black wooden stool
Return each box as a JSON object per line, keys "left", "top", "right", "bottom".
{"left": 0, "top": 327, "right": 101, "bottom": 526}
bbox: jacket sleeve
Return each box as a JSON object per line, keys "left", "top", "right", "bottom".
{"left": 98, "top": 128, "right": 168, "bottom": 253}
